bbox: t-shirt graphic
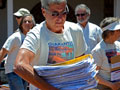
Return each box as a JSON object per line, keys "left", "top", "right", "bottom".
{"left": 106, "top": 49, "right": 120, "bottom": 82}
{"left": 48, "top": 42, "right": 74, "bottom": 64}
{"left": 106, "top": 49, "right": 120, "bottom": 63}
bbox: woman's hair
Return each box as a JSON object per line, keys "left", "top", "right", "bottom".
{"left": 100, "top": 17, "right": 119, "bottom": 28}
{"left": 19, "top": 14, "right": 36, "bottom": 33}
{"left": 102, "top": 30, "right": 115, "bottom": 40}
{"left": 100, "top": 17, "right": 120, "bottom": 40}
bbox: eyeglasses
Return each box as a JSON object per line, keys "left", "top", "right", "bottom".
{"left": 16, "top": 16, "right": 21, "bottom": 19}
{"left": 45, "top": 5, "right": 69, "bottom": 17}
{"left": 23, "top": 20, "right": 33, "bottom": 24}
{"left": 48, "top": 10, "right": 68, "bottom": 17}
{"left": 75, "top": 13, "right": 87, "bottom": 17}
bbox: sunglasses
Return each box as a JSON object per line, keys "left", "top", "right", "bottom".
{"left": 23, "top": 20, "right": 33, "bottom": 24}
{"left": 75, "top": 13, "right": 87, "bottom": 17}
{"left": 45, "top": 5, "right": 69, "bottom": 17}
{"left": 16, "top": 16, "right": 21, "bottom": 19}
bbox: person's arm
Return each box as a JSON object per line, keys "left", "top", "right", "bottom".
{"left": 0, "top": 48, "right": 8, "bottom": 63}
{"left": 96, "top": 66, "right": 120, "bottom": 90}
{"left": 14, "top": 48, "right": 59, "bottom": 90}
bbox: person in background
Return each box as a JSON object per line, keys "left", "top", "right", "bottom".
{"left": 92, "top": 17, "right": 120, "bottom": 90}
{"left": 0, "top": 14, "right": 36, "bottom": 90}
{"left": 14, "top": 0, "right": 87, "bottom": 90}
{"left": 75, "top": 4, "right": 102, "bottom": 54}
{"left": 14, "top": 8, "right": 30, "bottom": 25}
{"left": 1, "top": 8, "right": 30, "bottom": 64}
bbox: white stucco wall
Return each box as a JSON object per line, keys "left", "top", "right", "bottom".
{"left": 0, "top": 6, "right": 7, "bottom": 48}
{"left": 0, "top": 0, "right": 119, "bottom": 48}
{"left": 7, "top": 0, "right": 13, "bottom": 36}
{"left": 114, "top": 0, "right": 120, "bottom": 17}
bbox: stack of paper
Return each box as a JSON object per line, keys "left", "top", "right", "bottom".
{"left": 34, "top": 54, "right": 98, "bottom": 90}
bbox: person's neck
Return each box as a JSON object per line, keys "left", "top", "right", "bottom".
{"left": 80, "top": 22, "right": 87, "bottom": 28}
{"left": 104, "top": 38, "right": 115, "bottom": 44}
{"left": 50, "top": 28, "right": 63, "bottom": 33}
{"left": 55, "top": 29, "right": 63, "bottom": 33}
{"left": 46, "top": 23, "right": 63, "bottom": 34}
{"left": 23, "top": 31, "right": 27, "bottom": 35}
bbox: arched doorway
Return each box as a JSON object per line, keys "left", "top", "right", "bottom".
{"left": 30, "top": 2, "right": 44, "bottom": 24}
{"left": 104, "top": 0, "right": 113, "bottom": 18}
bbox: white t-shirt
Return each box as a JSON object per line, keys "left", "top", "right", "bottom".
{"left": 3, "top": 30, "right": 25, "bottom": 74}
{"left": 21, "top": 21, "right": 87, "bottom": 90}
{"left": 91, "top": 40, "right": 120, "bottom": 80}
{"left": 77, "top": 22, "right": 102, "bottom": 54}
{"left": 21, "top": 21, "right": 87, "bottom": 66}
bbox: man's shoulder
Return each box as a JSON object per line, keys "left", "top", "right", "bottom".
{"left": 88, "top": 22, "right": 102, "bottom": 33}
{"left": 65, "top": 21, "right": 82, "bottom": 31}
{"left": 92, "top": 41, "right": 103, "bottom": 52}
{"left": 34, "top": 21, "right": 45, "bottom": 29}
{"left": 88, "top": 22, "right": 101, "bottom": 28}
{"left": 65, "top": 21, "right": 78, "bottom": 26}
{"left": 115, "top": 41, "right": 120, "bottom": 46}
{"left": 8, "top": 31, "right": 21, "bottom": 39}
{"left": 3, "top": 31, "right": 22, "bottom": 47}
{"left": 29, "top": 21, "right": 45, "bottom": 33}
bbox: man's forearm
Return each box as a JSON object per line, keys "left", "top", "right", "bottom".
{"left": 14, "top": 63, "right": 59, "bottom": 90}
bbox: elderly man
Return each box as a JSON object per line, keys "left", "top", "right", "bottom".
{"left": 75, "top": 4, "right": 103, "bottom": 54}
{"left": 14, "top": 0, "right": 88, "bottom": 90}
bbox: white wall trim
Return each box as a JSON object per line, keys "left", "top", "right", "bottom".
{"left": 114, "top": 0, "right": 120, "bottom": 17}
{"left": 7, "top": 0, "right": 13, "bottom": 37}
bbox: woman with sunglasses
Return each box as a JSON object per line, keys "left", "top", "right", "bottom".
{"left": 14, "top": 8, "right": 30, "bottom": 25}
{"left": 0, "top": 14, "right": 35, "bottom": 90}
{"left": 75, "top": 4, "right": 103, "bottom": 54}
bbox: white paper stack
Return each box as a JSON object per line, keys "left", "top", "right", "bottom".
{"left": 34, "top": 54, "right": 98, "bottom": 90}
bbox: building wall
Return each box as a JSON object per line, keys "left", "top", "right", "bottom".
{"left": 13, "top": 0, "right": 104, "bottom": 30}
{"left": 0, "top": 0, "right": 109, "bottom": 48}
{"left": 114, "top": 0, "right": 120, "bottom": 17}
{"left": 0, "top": 8, "right": 7, "bottom": 48}
{"left": 13, "top": 0, "right": 105, "bottom": 30}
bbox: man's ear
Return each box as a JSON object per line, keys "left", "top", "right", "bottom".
{"left": 41, "top": 8, "right": 46, "bottom": 17}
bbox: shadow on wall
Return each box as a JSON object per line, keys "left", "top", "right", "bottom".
{"left": 0, "top": 0, "right": 7, "bottom": 9}
{"left": 30, "top": 2, "right": 76, "bottom": 24}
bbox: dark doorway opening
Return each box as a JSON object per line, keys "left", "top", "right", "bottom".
{"left": 104, "top": 0, "right": 113, "bottom": 18}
